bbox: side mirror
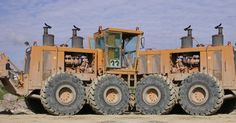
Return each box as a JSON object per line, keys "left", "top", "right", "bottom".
{"left": 140, "top": 37, "right": 145, "bottom": 49}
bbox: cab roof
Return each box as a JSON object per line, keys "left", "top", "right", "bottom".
{"left": 94, "top": 27, "right": 144, "bottom": 35}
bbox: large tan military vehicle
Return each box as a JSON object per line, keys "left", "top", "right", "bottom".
{"left": 0, "top": 24, "right": 236, "bottom": 115}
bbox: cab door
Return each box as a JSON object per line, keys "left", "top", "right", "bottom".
{"left": 122, "top": 36, "right": 138, "bottom": 69}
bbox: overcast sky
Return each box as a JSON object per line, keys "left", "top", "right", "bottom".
{"left": 0, "top": 0, "right": 236, "bottom": 68}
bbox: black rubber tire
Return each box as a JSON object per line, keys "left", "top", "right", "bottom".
{"left": 88, "top": 75, "right": 129, "bottom": 114}
{"left": 41, "top": 73, "right": 85, "bottom": 115}
{"left": 179, "top": 73, "right": 224, "bottom": 115}
{"left": 174, "top": 85, "right": 180, "bottom": 104}
{"left": 135, "top": 75, "right": 176, "bottom": 114}
{"left": 25, "top": 97, "right": 46, "bottom": 114}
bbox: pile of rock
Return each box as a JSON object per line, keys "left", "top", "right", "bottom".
{"left": 0, "top": 93, "right": 32, "bottom": 114}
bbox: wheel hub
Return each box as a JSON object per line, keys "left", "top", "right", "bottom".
{"left": 103, "top": 86, "right": 122, "bottom": 105}
{"left": 56, "top": 85, "right": 76, "bottom": 105}
{"left": 188, "top": 85, "right": 209, "bottom": 105}
{"left": 143, "top": 86, "right": 161, "bottom": 105}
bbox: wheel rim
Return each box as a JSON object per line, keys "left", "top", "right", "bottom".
{"left": 142, "top": 86, "right": 161, "bottom": 105}
{"left": 56, "top": 84, "right": 76, "bottom": 105}
{"left": 103, "top": 86, "right": 122, "bottom": 105}
{"left": 188, "top": 84, "right": 209, "bottom": 105}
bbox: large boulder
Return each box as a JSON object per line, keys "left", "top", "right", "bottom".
{"left": 3, "top": 93, "right": 18, "bottom": 101}
{"left": 0, "top": 93, "right": 32, "bottom": 114}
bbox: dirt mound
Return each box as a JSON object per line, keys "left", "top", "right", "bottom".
{"left": 0, "top": 93, "right": 32, "bottom": 114}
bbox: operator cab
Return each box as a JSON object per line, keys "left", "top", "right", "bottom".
{"left": 90, "top": 27, "right": 144, "bottom": 70}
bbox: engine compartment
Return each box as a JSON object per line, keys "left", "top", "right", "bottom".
{"left": 170, "top": 52, "right": 200, "bottom": 74}
{"left": 64, "top": 52, "right": 95, "bottom": 74}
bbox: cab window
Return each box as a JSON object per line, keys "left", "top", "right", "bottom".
{"left": 96, "top": 37, "right": 105, "bottom": 48}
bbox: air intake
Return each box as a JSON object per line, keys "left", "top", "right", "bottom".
{"left": 212, "top": 23, "right": 224, "bottom": 46}
{"left": 43, "top": 23, "right": 54, "bottom": 46}
{"left": 71, "top": 25, "right": 83, "bottom": 48}
{"left": 181, "top": 25, "right": 193, "bottom": 48}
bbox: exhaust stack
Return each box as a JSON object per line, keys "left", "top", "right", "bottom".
{"left": 212, "top": 23, "right": 224, "bottom": 46}
{"left": 181, "top": 25, "right": 193, "bottom": 48}
{"left": 71, "top": 25, "right": 83, "bottom": 48}
{"left": 43, "top": 23, "right": 54, "bottom": 46}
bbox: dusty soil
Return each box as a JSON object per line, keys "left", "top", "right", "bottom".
{"left": 0, "top": 114, "right": 236, "bottom": 123}
{"left": 0, "top": 93, "right": 236, "bottom": 123}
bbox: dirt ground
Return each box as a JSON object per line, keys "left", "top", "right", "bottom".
{"left": 1, "top": 92, "right": 236, "bottom": 123}
{"left": 0, "top": 114, "right": 236, "bottom": 123}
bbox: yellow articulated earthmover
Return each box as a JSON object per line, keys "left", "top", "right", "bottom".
{"left": 0, "top": 23, "right": 236, "bottom": 115}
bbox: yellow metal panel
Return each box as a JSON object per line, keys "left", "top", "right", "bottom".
{"left": 200, "top": 52, "right": 207, "bottom": 72}
{"left": 94, "top": 27, "right": 143, "bottom": 35}
{"left": 206, "top": 51, "right": 214, "bottom": 76}
{"left": 29, "top": 47, "right": 43, "bottom": 89}
{"left": 97, "top": 49, "right": 104, "bottom": 71}
{"left": 161, "top": 52, "right": 170, "bottom": 74}
{"left": 222, "top": 46, "right": 235, "bottom": 88}
{"left": 106, "top": 28, "right": 144, "bottom": 34}
{"left": 57, "top": 51, "right": 64, "bottom": 72}
{"left": 147, "top": 55, "right": 153, "bottom": 73}
{"left": 94, "top": 27, "right": 144, "bottom": 39}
